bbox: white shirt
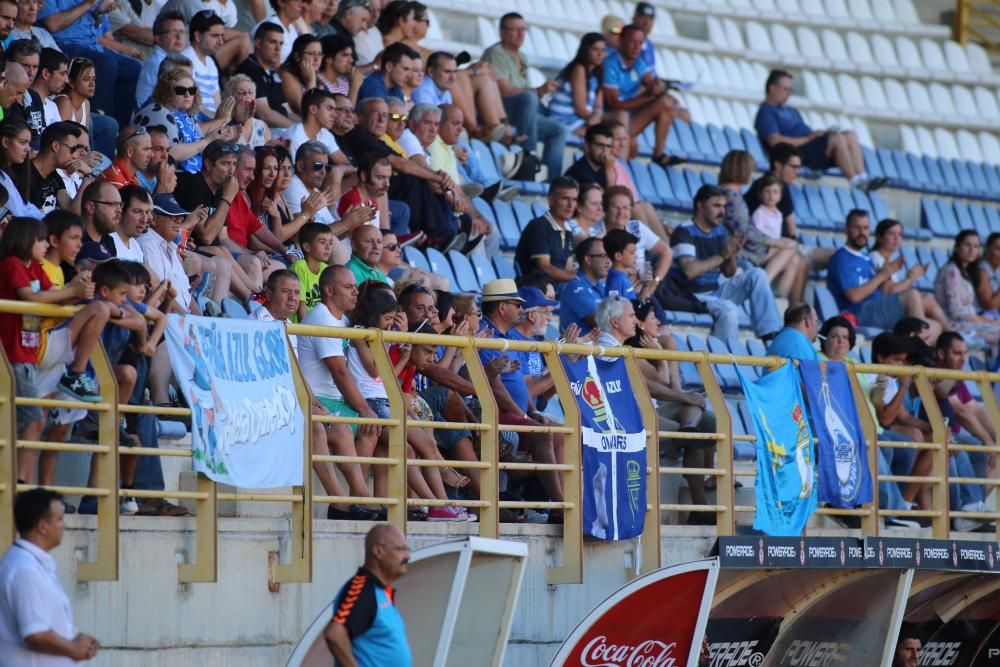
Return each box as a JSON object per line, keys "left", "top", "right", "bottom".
{"left": 111, "top": 233, "right": 145, "bottom": 263}
{"left": 297, "top": 304, "right": 349, "bottom": 400}
{"left": 181, "top": 45, "right": 221, "bottom": 115}
{"left": 0, "top": 540, "right": 76, "bottom": 666}
{"left": 869, "top": 249, "right": 906, "bottom": 284}
{"left": 287, "top": 123, "right": 340, "bottom": 162}
{"left": 250, "top": 305, "right": 297, "bottom": 353}
{"left": 346, "top": 342, "right": 386, "bottom": 399}
{"left": 284, "top": 175, "right": 334, "bottom": 224}
{"left": 137, "top": 230, "right": 193, "bottom": 310}
{"left": 207, "top": 0, "right": 238, "bottom": 27}
{"left": 41, "top": 98, "right": 60, "bottom": 130}
{"left": 353, "top": 27, "right": 383, "bottom": 66}
{"left": 253, "top": 16, "right": 299, "bottom": 63}
{"left": 398, "top": 129, "right": 424, "bottom": 160}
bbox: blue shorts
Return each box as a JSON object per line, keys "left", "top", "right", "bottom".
{"left": 365, "top": 397, "right": 391, "bottom": 420}
{"left": 854, "top": 294, "right": 906, "bottom": 330}
{"left": 799, "top": 134, "right": 830, "bottom": 170}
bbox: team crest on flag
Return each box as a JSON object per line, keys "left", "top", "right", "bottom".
{"left": 799, "top": 360, "right": 873, "bottom": 508}
{"left": 737, "top": 364, "right": 817, "bottom": 535}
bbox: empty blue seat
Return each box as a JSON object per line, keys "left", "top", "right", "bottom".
{"left": 403, "top": 246, "right": 431, "bottom": 272}
{"left": 813, "top": 284, "right": 841, "bottom": 321}
{"left": 803, "top": 185, "right": 832, "bottom": 229}
{"left": 493, "top": 254, "right": 516, "bottom": 279}
{"left": 735, "top": 401, "right": 757, "bottom": 460}
{"left": 861, "top": 146, "right": 884, "bottom": 180}
{"left": 786, "top": 184, "right": 817, "bottom": 229}
{"left": 970, "top": 204, "right": 991, "bottom": 238}
{"left": 637, "top": 124, "right": 655, "bottom": 156}
{"left": 683, "top": 169, "right": 704, "bottom": 200}
{"left": 819, "top": 186, "right": 845, "bottom": 227}
{"left": 447, "top": 250, "right": 481, "bottom": 292}
{"left": 727, "top": 399, "right": 748, "bottom": 436}
{"left": 724, "top": 126, "right": 745, "bottom": 153}
{"left": 954, "top": 201, "right": 975, "bottom": 232}
{"left": 967, "top": 162, "right": 991, "bottom": 198}
{"left": 672, "top": 334, "right": 704, "bottom": 389}
{"left": 491, "top": 200, "right": 520, "bottom": 250}
{"left": 868, "top": 191, "right": 891, "bottom": 224}
{"left": 916, "top": 245, "right": 935, "bottom": 268}
{"left": 741, "top": 129, "right": 769, "bottom": 171}
{"left": 851, "top": 188, "right": 872, "bottom": 213}
{"left": 469, "top": 252, "right": 497, "bottom": 286}
{"left": 707, "top": 336, "right": 740, "bottom": 391}
{"left": 665, "top": 120, "right": 684, "bottom": 159}
{"left": 511, "top": 200, "right": 534, "bottom": 230}
{"left": 629, "top": 159, "right": 665, "bottom": 206}
{"left": 922, "top": 156, "right": 947, "bottom": 192}
{"left": 983, "top": 164, "right": 1000, "bottom": 195}
{"left": 425, "top": 247, "right": 459, "bottom": 289}
{"left": 470, "top": 139, "right": 502, "bottom": 182}
{"left": 922, "top": 198, "right": 950, "bottom": 238}
{"left": 222, "top": 298, "right": 247, "bottom": 319}
{"left": 690, "top": 122, "right": 718, "bottom": 163}
{"left": 701, "top": 171, "right": 719, "bottom": 186}
{"left": 891, "top": 149, "right": 917, "bottom": 189}
{"left": 936, "top": 158, "right": 962, "bottom": 195}
{"left": 876, "top": 147, "right": 902, "bottom": 185}
{"left": 906, "top": 153, "right": 936, "bottom": 193}
{"left": 836, "top": 187, "right": 857, "bottom": 218}
{"left": 531, "top": 201, "right": 547, "bottom": 218}
{"left": 667, "top": 167, "right": 693, "bottom": 212}
{"left": 952, "top": 160, "right": 977, "bottom": 198}
{"left": 985, "top": 207, "right": 1000, "bottom": 233}
{"left": 932, "top": 247, "right": 950, "bottom": 269}
{"left": 672, "top": 120, "right": 704, "bottom": 162}
{"left": 648, "top": 162, "right": 681, "bottom": 209}
{"left": 707, "top": 124, "right": 730, "bottom": 160}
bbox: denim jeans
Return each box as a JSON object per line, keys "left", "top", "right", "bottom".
{"left": 877, "top": 430, "right": 915, "bottom": 511}
{"left": 950, "top": 431, "right": 987, "bottom": 509}
{"left": 694, "top": 267, "right": 782, "bottom": 342}
{"left": 61, "top": 44, "right": 142, "bottom": 128}
{"left": 91, "top": 114, "right": 119, "bottom": 163}
{"left": 501, "top": 92, "right": 568, "bottom": 180}
{"left": 387, "top": 199, "right": 411, "bottom": 235}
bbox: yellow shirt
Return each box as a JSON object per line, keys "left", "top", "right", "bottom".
{"left": 36, "top": 258, "right": 64, "bottom": 362}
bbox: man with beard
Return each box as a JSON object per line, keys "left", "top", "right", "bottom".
{"left": 137, "top": 125, "right": 176, "bottom": 194}
{"left": 77, "top": 181, "right": 122, "bottom": 264}
{"left": 30, "top": 121, "right": 93, "bottom": 214}
{"left": 110, "top": 185, "right": 152, "bottom": 262}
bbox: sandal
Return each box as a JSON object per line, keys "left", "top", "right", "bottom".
{"left": 652, "top": 153, "right": 686, "bottom": 168}
{"left": 442, "top": 467, "right": 471, "bottom": 489}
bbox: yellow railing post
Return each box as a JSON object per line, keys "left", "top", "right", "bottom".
{"left": 77, "top": 343, "right": 119, "bottom": 582}
{"left": 0, "top": 348, "right": 14, "bottom": 547}
{"left": 974, "top": 372, "right": 1000, "bottom": 540}
{"left": 913, "top": 369, "right": 950, "bottom": 538}
{"left": 623, "top": 347, "right": 661, "bottom": 576}
{"left": 461, "top": 340, "right": 499, "bottom": 538}
{"left": 371, "top": 330, "right": 408, "bottom": 532}
{"left": 847, "top": 361, "right": 881, "bottom": 536}
{"left": 544, "top": 342, "right": 582, "bottom": 585}
{"left": 956, "top": 0, "right": 970, "bottom": 44}
{"left": 273, "top": 332, "right": 313, "bottom": 584}
{"left": 695, "top": 353, "right": 734, "bottom": 536}
{"left": 178, "top": 473, "right": 217, "bottom": 583}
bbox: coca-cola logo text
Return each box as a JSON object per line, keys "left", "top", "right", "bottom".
{"left": 581, "top": 635, "right": 678, "bottom": 667}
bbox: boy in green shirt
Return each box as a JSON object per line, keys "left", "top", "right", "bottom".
{"left": 290, "top": 222, "right": 334, "bottom": 322}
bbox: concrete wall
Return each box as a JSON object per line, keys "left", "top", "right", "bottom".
{"left": 48, "top": 517, "right": 717, "bottom": 666}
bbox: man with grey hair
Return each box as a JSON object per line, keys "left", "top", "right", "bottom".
{"left": 136, "top": 10, "right": 188, "bottom": 107}
{"left": 406, "top": 103, "right": 442, "bottom": 165}
{"left": 0, "top": 62, "right": 30, "bottom": 113}
{"left": 329, "top": 0, "right": 372, "bottom": 41}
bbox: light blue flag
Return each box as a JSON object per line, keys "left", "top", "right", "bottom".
{"left": 737, "top": 363, "right": 818, "bottom": 535}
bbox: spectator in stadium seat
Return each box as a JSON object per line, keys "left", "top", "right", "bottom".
{"left": 565, "top": 123, "right": 616, "bottom": 190}
{"left": 291, "top": 221, "right": 334, "bottom": 319}
{"left": 514, "top": 176, "right": 579, "bottom": 284}
{"left": 559, "top": 236, "right": 610, "bottom": 333}
{"left": 547, "top": 32, "right": 611, "bottom": 135}
{"left": 668, "top": 184, "right": 781, "bottom": 343}
{"left": 347, "top": 224, "right": 389, "bottom": 285}
{"left": 10, "top": 0, "right": 58, "bottom": 49}
{"left": 5, "top": 40, "right": 45, "bottom": 145}
{"left": 52, "top": 58, "right": 122, "bottom": 162}
{"left": 482, "top": 12, "right": 568, "bottom": 181}
{"left": 603, "top": 24, "right": 687, "bottom": 168}
{"left": 870, "top": 218, "right": 928, "bottom": 294}
{"left": 287, "top": 87, "right": 350, "bottom": 164}
{"left": 359, "top": 41, "right": 419, "bottom": 102}
{"left": 818, "top": 317, "right": 921, "bottom": 529}
{"left": 433, "top": 103, "right": 517, "bottom": 204}
{"left": 249, "top": 145, "right": 316, "bottom": 245}
{"left": 99, "top": 125, "right": 151, "bottom": 190}
{"left": 318, "top": 33, "right": 363, "bottom": 102}
{"left": 134, "top": 69, "right": 241, "bottom": 175}
{"left": 338, "top": 151, "right": 391, "bottom": 232}
{"left": 765, "top": 304, "right": 819, "bottom": 361}
{"left": 590, "top": 185, "right": 672, "bottom": 287}
{"left": 755, "top": 69, "right": 887, "bottom": 193}
{"left": 29, "top": 49, "right": 69, "bottom": 135}
{"left": 892, "top": 628, "right": 921, "bottom": 667}
{"left": 236, "top": 22, "right": 298, "bottom": 129}
{"left": 78, "top": 181, "right": 121, "bottom": 261}
{"left": 570, "top": 181, "right": 605, "bottom": 240}
{"left": 0, "top": 118, "right": 44, "bottom": 218}
{"left": 225, "top": 146, "right": 293, "bottom": 279}
{"left": 182, "top": 10, "right": 227, "bottom": 116}
{"left": 223, "top": 75, "right": 273, "bottom": 149}
{"left": 305, "top": 0, "right": 336, "bottom": 37}
{"left": 0, "top": 489, "right": 101, "bottom": 663}
{"left": 933, "top": 331, "right": 996, "bottom": 473}
{"left": 30, "top": 121, "right": 93, "bottom": 215}
{"left": 254, "top": 0, "right": 305, "bottom": 64}
{"left": 978, "top": 232, "right": 1000, "bottom": 316}
{"left": 110, "top": 185, "right": 151, "bottom": 261}
{"left": 380, "top": 96, "right": 420, "bottom": 158}
{"left": 280, "top": 34, "right": 326, "bottom": 117}
{"left": 324, "top": 525, "right": 412, "bottom": 666}
{"left": 631, "top": 2, "right": 658, "bottom": 73}
{"left": 135, "top": 11, "right": 187, "bottom": 109}
{"left": 326, "top": 0, "right": 372, "bottom": 45}
{"left": 601, "top": 15, "right": 624, "bottom": 51}
{"left": 935, "top": 230, "right": 1000, "bottom": 356}
{"left": 352, "top": 0, "right": 385, "bottom": 67}
{"left": 136, "top": 125, "right": 175, "bottom": 194}
{"left": 1, "top": 62, "right": 30, "bottom": 118}
{"left": 39, "top": 0, "right": 142, "bottom": 128}
{"left": 827, "top": 209, "right": 948, "bottom": 340}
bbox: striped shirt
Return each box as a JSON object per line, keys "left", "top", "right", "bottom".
{"left": 547, "top": 72, "right": 597, "bottom": 129}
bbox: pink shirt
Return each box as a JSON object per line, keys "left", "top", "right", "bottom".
{"left": 611, "top": 160, "right": 640, "bottom": 201}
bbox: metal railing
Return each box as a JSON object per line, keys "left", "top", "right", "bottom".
{"left": 955, "top": 0, "right": 1000, "bottom": 51}
{"left": 1, "top": 300, "right": 999, "bottom": 585}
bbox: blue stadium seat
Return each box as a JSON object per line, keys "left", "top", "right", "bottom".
{"left": 683, "top": 169, "right": 704, "bottom": 200}
{"left": 673, "top": 120, "right": 705, "bottom": 162}
{"left": 246, "top": 300, "right": 263, "bottom": 315}
{"left": 916, "top": 245, "right": 935, "bottom": 268}
{"left": 921, "top": 198, "right": 950, "bottom": 238}
{"left": 932, "top": 247, "right": 950, "bottom": 270}
{"left": 851, "top": 188, "right": 872, "bottom": 214}
{"left": 868, "top": 191, "right": 891, "bottom": 224}
{"left": 700, "top": 171, "right": 719, "bottom": 186}
{"left": 493, "top": 254, "right": 516, "bottom": 279}
{"left": 819, "top": 186, "right": 845, "bottom": 227}
{"left": 745, "top": 339, "right": 767, "bottom": 379}
{"left": 403, "top": 246, "right": 431, "bottom": 273}
{"left": 969, "top": 204, "right": 991, "bottom": 238}
{"left": 741, "top": 129, "right": 769, "bottom": 171}
{"left": 727, "top": 399, "right": 748, "bottom": 436}
{"left": 936, "top": 158, "right": 963, "bottom": 195}
{"left": 707, "top": 124, "right": 730, "bottom": 160}
{"left": 472, "top": 197, "right": 496, "bottom": 228}
{"left": 531, "top": 201, "right": 547, "bottom": 218}
{"left": 222, "top": 298, "right": 247, "bottom": 319}
{"left": 424, "top": 247, "right": 459, "bottom": 289}
{"left": 707, "top": 336, "right": 740, "bottom": 391}
{"left": 629, "top": 160, "right": 665, "bottom": 206}
{"left": 447, "top": 250, "right": 481, "bottom": 293}
{"left": 690, "top": 122, "right": 718, "bottom": 163}
{"left": 799, "top": 232, "right": 816, "bottom": 247}
{"left": 985, "top": 207, "right": 1000, "bottom": 234}
{"left": 648, "top": 162, "right": 681, "bottom": 209}
{"left": 637, "top": 124, "right": 654, "bottom": 156}
{"left": 983, "top": 164, "right": 1000, "bottom": 195}
{"left": 723, "top": 126, "right": 745, "bottom": 153}
{"left": 491, "top": 200, "right": 520, "bottom": 250}
{"left": 836, "top": 188, "right": 856, "bottom": 218}
{"left": 952, "top": 160, "right": 978, "bottom": 198}
{"left": 470, "top": 139, "right": 502, "bottom": 183}
{"left": 511, "top": 200, "right": 534, "bottom": 230}
{"left": 922, "top": 156, "right": 948, "bottom": 193}
{"left": 786, "top": 184, "right": 817, "bottom": 229}
{"left": 803, "top": 185, "right": 833, "bottom": 229}
{"left": 469, "top": 252, "right": 497, "bottom": 286}
{"left": 671, "top": 334, "right": 704, "bottom": 390}
{"left": 667, "top": 168, "right": 693, "bottom": 212}
{"left": 858, "top": 346, "right": 871, "bottom": 364}
{"left": 891, "top": 149, "right": 917, "bottom": 189}
{"left": 906, "top": 153, "right": 936, "bottom": 194}
{"left": 861, "top": 146, "right": 883, "bottom": 180}
{"left": 813, "top": 284, "right": 842, "bottom": 321}
{"left": 876, "top": 147, "right": 903, "bottom": 186}
{"left": 665, "top": 120, "right": 684, "bottom": 159}
{"left": 967, "top": 162, "right": 991, "bottom": 198}
{"left": 736, "top": 401, "right": 757, "bottom": 460}
{"left": 954, "top": 201, "right": 975, "bottom": 232}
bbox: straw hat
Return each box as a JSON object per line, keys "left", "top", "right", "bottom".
{"left": 480, "top": 279, "right": 526, "bottom": 303}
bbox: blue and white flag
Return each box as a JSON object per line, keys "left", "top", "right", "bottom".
{"left": 737, "top": 364, "right": 817, "bottom": 535}
{"left": 798, "top": 360, "right": 874, "bottom": 508}
{"left": 563, "top": 354, "right": 647, "bottom": 540}
{"left": 165, "top": 314, "right": 305, "bottom": 488}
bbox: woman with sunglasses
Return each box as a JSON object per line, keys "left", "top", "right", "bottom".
{"left": 0, "top": 118, "right": 44, "bottom": 218}
{"left": 249, "top": 145, "right": 326, "bottom": 249}
{"left": 133, "top": 69, "right": 240, "bottom": 174}
{"left": 280, "top": 34, "right": 326, "bottom": 116}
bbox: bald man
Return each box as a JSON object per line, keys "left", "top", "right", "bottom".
{"left": 1, "top": 62, "right": 30, "bottom": 111}
{"left": 324, "top": 525, "right": 412, "bottom": 667}
{"left": 346, "top": 224, "right": 388, "bottom": 286}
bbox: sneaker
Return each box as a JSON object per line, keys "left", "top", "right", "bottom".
{"left": 496, "top": 185, "right": 519, "bottom": 202}
{"left": 119, "top": 496, "right": 138, "bottom": 515}
{"left": 859, "top": 176, "right": 889, "bottom": 193}
{"left": 884, "top": 517, "right": 921, "bottom": 529}
{"left": 426, "top": 505, "right": 468, "bottom": 522}
{"left": 327, "top": 504, "right": 380, "bottom": 521}
{"left": 78, "top": 496, "right": 98, "bottom": 515}
{"left": 136, "top": 498, "right": 190, "bottom": 516}
{"left": 58, "top": 371, "right": 100, "bottom": 403}
{"left": 407, "top": 508, "right": 427, "bottom": 522}
{"left": 397, "top": 231, "right": 425, "bottom": 248}
{"left": 442, "top": 232, "right": 468, "bottom": 254}
{"left": 62, "top": 501, "right": 77, "bottom": 515}
{"left": 460, "top": 183, "right": 485, "bottom": 199}
{"left": 953, "top": 516, "right": 988, "bottom": 532}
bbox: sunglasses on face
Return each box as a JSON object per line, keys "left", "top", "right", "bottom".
{"left": 311, "top": 161, "right": 335, "bottom": 171}
{"left": 384, "top": 243, "right": 400, "bottom": 251}
{"left": 174, "top": 86, "right": 198, "bottom": 96}
{"left": 389, "top": 113, "right": 408, "bottom": 122}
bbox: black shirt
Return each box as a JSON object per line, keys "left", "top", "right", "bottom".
{"left": 334, "top": 128, "right": 392, "bottom": 166}
{"left": 744, "top": 176, "right": 794, "bottom": 237}
{"left": 564, "top": 157, "right": 606, "bottom": 188}
{"left": 235, "top": 55, "right": 288, "bottom": 119}
{"left": 28, "top": 163, "right": 64, "bottom": 213}
{"left": 8, "top": 91, "right": 46, "bottom": 150}
{"left": 514, "top": 214, "right": 575, "bottom": 279}
{"left": 174, "top": 172, "right": 220, "bottom": 246}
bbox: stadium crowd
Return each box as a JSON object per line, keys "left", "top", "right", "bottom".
{"left": 0, "top": 0, "right": 997, "bottom": 529}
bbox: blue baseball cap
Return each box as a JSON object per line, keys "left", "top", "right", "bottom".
{"left": 152, "top": 193, "right": 190, "bottom": 217}
{"left": 518, "top": 286, "right": 557, "bottom": 310}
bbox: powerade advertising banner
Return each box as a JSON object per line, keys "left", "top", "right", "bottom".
{"left": 563, "top": 354, "right": 647, "bottom": 541}
{"left": 705, "top": 617, "right": 782, "bottom": 667}
{"left": 798, "top": 360, "right": 874, "bottom": 508}
{"left": 550, "top": 559, "right": 719, "bottom": 667}
{"left": 165, "top": 314, "right": 305, "bottom": 487}
{"left": 737, "top": 364, "right": 818, "bottom": 536}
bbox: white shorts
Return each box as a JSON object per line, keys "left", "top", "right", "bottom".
{"left": 37, "top": 326, "right": 87, "bottom": 426}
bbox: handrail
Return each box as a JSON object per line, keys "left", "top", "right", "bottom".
{"left": 1, "top": 299, "right": 998, "bottom": 584}
{"left": 955, "top": 0, "right": 1000, "bottom": 51}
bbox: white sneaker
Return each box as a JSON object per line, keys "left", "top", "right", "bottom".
{"left": 953, "top": 517, "right": 986, "bottom": 532}
{"left": 119, "top": 497, "right": 139, "bottom": 515}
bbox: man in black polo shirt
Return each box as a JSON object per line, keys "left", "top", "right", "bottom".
{"left": 235, "top": 22, "right": 297, "bottom": 129}
{"left": 514, "top": 176, "right": 579, "bottom": 285}
{"left": 174, "top": 140, "right": 240, "bottom": 248}
{"left": 564, "top": 123, "right": 614, "bottom": 188}
{"left": 335, "top": 96, "right": 460, "bottom": 247}
{"left": 30, "top": 122, "right": 92, "bottom": 215}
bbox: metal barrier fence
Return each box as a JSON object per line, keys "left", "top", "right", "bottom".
{"left": 1, "top": 300, "right": 999, "bottom": 586}
{"left": 955, "top": 0, "right": 1000, "bottom": 51}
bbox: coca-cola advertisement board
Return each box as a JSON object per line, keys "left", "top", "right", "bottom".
{"left": 550, "top": 559, "right": 719, "bottom": 667}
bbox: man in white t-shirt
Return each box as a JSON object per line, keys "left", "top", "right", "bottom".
{"left": 112, "top": 186, "right": 152, "bottom": 262}
{"left": 181, "top": 10, "right": 225, "bottom": 115}
{"left": 287, "top": 88, "right": 348, "bottom": 164}
{"left": 297, "top": 265, "right": 385, "bottom": 518}
{"left": 0, "top": 489, "right": 100, "bottom": 665}
{"left": 286, "top": 140, "right": 337, "bottom": 225}
{"left": 30, "top": 48, "right": 68, "bottom": 132}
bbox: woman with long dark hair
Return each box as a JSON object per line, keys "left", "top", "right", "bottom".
{"left": 280, "top": 34, "right": 326, "bottom": 116}
{"left": 547, "top": 32, "right": 610, "bottom": 134}
{"left": 0, "top": 118, "right": 41, "bottom": 217}
{"left": 935, "top": 229, "right": 998, "bottom": 354}
{"left": 250, "top": 145, "right": 326, "bottom": 248}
